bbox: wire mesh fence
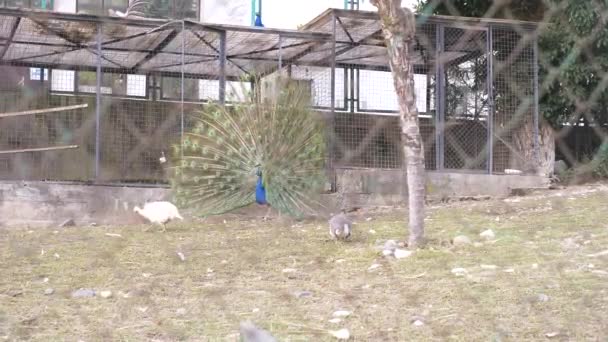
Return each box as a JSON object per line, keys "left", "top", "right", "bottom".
{"left": 2, "top": 3, "right": 586, "bottom": 189}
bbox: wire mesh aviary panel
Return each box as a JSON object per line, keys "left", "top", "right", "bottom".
{"left": 0, "top": 6, "right": 543, "bottom": 186}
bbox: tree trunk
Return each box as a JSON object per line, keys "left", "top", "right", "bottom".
{"left": 370, "top": 0, "right": 426, "bottom": 247}
{"left": 510, "top": 114, "right": 554, "bottom": 177}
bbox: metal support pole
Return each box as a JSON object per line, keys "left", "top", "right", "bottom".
{"left": 486, "top": 26, "right": 494, "bottom": 174}
{"left": 219, "top": 30, "right": 227, "bottom": 105}
{"left": 349, "top": 67, "right": 355, "bottom": 113}
{"left": 532, "top": 34, "right": 540, "bottom": 167}
{"left": 331, "top": 15, "right": 336, "bottom": 112}
{"left": 329, "top": 13, "right": 337, "bottom": 190}
{"left": 278, "top": 35, "right": 282, "bottom": 71}
{"left": 94, "top": 23, "right": 102, "bottom": 181}
{"left": 435, "top": 24, "right": 445, "bottom": 171}
{"left": 180, "top": 21, "right": 185, "bottom": 154}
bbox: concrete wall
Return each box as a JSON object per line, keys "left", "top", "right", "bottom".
{"left": 336, "top": 169, "right": 550, "bottom": 207}
{"left": 0, "top": 181, "right": 170, "bottom": 228}
{"left": 0, "top": 170, "right": 548, "bottom": 227}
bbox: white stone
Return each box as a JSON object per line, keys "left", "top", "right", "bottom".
{"left": 383, "top": 240, "right": 398, "bottom": 250}
{"left": 480, "top": 264, "right": 498, "bottom": 270}
{"left": 479, "top": 229, "right": 496, "bottom": 240}
{"left": 382, "top": 249, "right": 394, "bottom": 257}
{"left": 368, "top": 263, "right": 382, "bottom": 271}
{"left": 368, "top": 229, "right": 377, "bottom": 234}
{"left": 332, "top": 310, "right": 352, "bottom": 318}
{"left": 504, "top": 268, "right": 515, "bottom": 273}
{"left": 412, "top": 320, "right": 424, "bottom": 327}
{"left": 451, "top": 267, "right": 467, "bottom": 276}
{"left": 394, "top": 249, "right": 413, "bottom": 259}
{"left": 282, "top": 268, "right": 297, "bottom": 273}
{"left": 329, "top": 328, "right": 350, "bottom": 340}
{"left": 452, "top": 235, "right": 472, "bottom": 246}
{"left": 99, "top": 290, "right": 113, "bottom": 299}
{"left": 328, "top": 318, "right": 342, "bottom": 324}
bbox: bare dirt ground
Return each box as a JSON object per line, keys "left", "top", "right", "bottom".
{"left": 1, "top": 183, "right": 607, "bottom": 341}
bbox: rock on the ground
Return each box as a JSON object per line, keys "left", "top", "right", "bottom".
{"left": 59, "top": 219, "right": 76, "bottom": 228}
{"left": 368, "top": 263, "right": 382, "bottom": 271}
{"left": 240, "top": 321, "right": 277, "bottom": 342}
{"left": 383, "top": 240, "right": 398, "bottom": 251}
{"left": 329, "top": 328, "right": 350, "bottom": 340}
{"left": 328, "top": 318, "right": 342, "bottom": 324}
{"left": 99, "top": 290, "right": 112, "bottom": 299}
{"left": 332, "top": 310, "right": 352, "bottom": 318}
{"left": 479, "top": 229, "right": 495, "bottom": 240}
{"left": 44, "top": 288, "right": 54, "bottom": 295}
{"left": 176, "top": 308, "right": 186, "bottom": 316}
{"left": 480, "top": 264, "right": 498, "bottom": 270}
{"left": 382, "top": 249, "right": 394, "bottom": 257}
{"left": 452, "top": 235, "right": 472, "bottom": 246}
{"left": 537, "top": 293, "right": 549, "bottom": 302}
{"left": 451, "top": 267, "right": 467, "bottom": 276}
{"left": 72, "top": 288, "right": 96, "bottom": 298}
{"left": 412, "top": 319, "right": 424, "bottom": 327}
{"left": 394, "top": 249, "right": 413, "bottom": 259}
{"left": 294, "top": 290, "right": 313, "bottom": 298}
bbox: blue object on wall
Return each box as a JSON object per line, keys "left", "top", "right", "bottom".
{"left": 255, "top": 168, "right": 267, "bottom": 205}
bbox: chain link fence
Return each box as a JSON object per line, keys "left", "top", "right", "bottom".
{"left": 0, "top": 4, "right": 569, "bottom": 188}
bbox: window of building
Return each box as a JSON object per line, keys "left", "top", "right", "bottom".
{"left": 77, "top": 71, "right": 147, "bottom": 97}
{"left": 51, "top": 69, "right": 75, "bottom": 92}
{"left": 1, "top": 0, "right": 53, "bottom": 9}
{"left": 76, "top": 0, "right": 199, "bottom": 19}
{"left": 77, "top": 0, "right": 128, "bottom": 15}
{"left": 29, "top": 67, "right": 48, "bottom": 81}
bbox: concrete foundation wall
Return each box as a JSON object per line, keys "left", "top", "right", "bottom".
{"left": 0, "top": 181, "right": 170, "bottom": 228}
{"left": 336, "top": 169, "right": 550, "bottom": 207}
{"left": 0, "top": 170, "right": 549, "bottom": 227}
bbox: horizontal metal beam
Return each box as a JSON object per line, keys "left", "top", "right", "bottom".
{"left": 0, "top": 103, "right": 88, "bottom": 118}
{"left": 0, "top": 145, "right": 79, "bottom": 155}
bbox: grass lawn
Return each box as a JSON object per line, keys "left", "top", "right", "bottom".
{"left": 1, "top": 184, "right": 607, "bottom": 341}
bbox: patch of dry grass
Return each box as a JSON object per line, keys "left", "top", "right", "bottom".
{"left": 1, "top": 184, "right": 608, "bottom": 341}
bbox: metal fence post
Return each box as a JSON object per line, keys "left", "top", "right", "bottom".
{"left": 95, "top": 23, "right": 102, "bottom": 181}
{"left": 533, "top": 33, "right": 540, "bottom": 168}
{"left": 329, "top": 12, "right": 337, "bottom": 191}
{"left": 435, "top": 23, "right": 445, "bottom": 171}
{"left": 180, "top": 20, "right": 185, "bottom": 155}
{"left": 278, "top": 34, "right": 282, "bottom": 71}
{"left": 219, "top": 30, "right": 227, "bottom": 105}
{"left": 486, "top": 25, "right": 494, "bottom": 174}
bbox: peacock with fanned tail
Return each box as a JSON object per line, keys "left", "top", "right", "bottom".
{"left": 170, "top": 78, "right": 327, "bottom": 218}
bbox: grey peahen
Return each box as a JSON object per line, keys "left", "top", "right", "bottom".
{"left": 171, "top": 77, "right": 327, "bottom": 219}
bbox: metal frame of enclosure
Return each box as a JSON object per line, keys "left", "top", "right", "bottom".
{"left": 0, "top": 7, "right": 539, "bottom": 185}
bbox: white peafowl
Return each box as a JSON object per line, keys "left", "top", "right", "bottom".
{"left": 133, "top": 201, "right": 183, "bottom": 232}
{"left": 239, "top": 321, "right": 277, "bottom": 342}
{"left": 170, "top": 77, "right": 327, "bottom": 219}
{"left": 328, "top": 211, "right": 352, "bottom": 240}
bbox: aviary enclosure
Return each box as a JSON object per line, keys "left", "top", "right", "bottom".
{"left": 0, "top": 7, "right": 540, "bottom": 187}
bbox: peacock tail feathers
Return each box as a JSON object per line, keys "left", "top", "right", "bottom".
{"left": 171, "top": 77, "right": 327, "bottom": 218}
